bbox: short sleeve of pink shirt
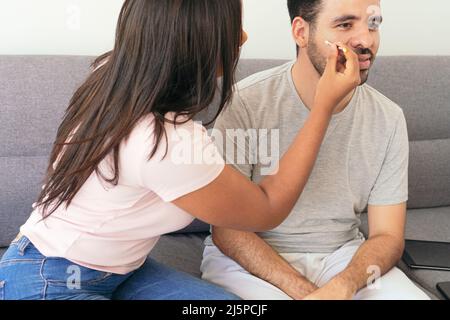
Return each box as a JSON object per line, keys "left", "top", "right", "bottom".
{"left": 138, "top": 115, "right": 225, "bottom": 201}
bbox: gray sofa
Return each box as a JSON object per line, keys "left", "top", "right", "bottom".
{"left": 1, "top": 55, "right": 449, "bottom": 300}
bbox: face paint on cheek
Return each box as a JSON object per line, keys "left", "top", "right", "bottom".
{"left": 367, "top": 5, "right": 382, "bottom": 31}
{"left": 325, "top": 40, "right": 348, "bottom": 66}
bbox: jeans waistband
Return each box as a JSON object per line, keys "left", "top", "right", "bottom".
{"left": 11, "top": 232, "right": 23, "bottom": 244}
{"left": 10, "top": 233, "right": 32, "bottom": 256}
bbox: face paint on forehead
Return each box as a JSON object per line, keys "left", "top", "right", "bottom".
{"left": 367, "top": 5, "right": 382, "bottom": 31}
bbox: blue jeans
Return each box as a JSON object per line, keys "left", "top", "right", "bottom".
{"left": 0, "top": 236, "right": 240, "bottom": 300}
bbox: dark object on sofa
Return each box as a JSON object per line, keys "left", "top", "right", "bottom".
{"left": 437, "top": 282, "right": 450, "bottom": 300}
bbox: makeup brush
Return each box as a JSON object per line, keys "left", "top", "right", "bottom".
{"left": 325, "top": 40, "right": 348, "bottom": 54}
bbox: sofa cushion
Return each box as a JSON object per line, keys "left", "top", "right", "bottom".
{"left": 149, "top": 233, "right": 208, "bottom": 278}
{"left": 0, "top": 56, "right": 94, "bottom": 247}
{"left": 0, "top": 56, "right": 93, "bottom": 157}
{"left": 408, "top": 140, "right": 450, "bottom": 209}
{"left": 360, "top": 206, "right": 450, "bottom": 299}
{"left": 0, "top": 156, "right": 49, "bottom": 247}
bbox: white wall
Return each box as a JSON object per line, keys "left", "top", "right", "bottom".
{"left": 0, "top": 0, "right": 123, "bottom": 56}
{"left": 0, "top": 0, "right": 449, "bottom": 58}
{"left": 241, "top": 0, "right": 450, "bottom": 59}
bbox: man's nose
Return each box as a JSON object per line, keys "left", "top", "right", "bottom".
{"left": 348, "top": 27, "right": 375, "bottom": 51}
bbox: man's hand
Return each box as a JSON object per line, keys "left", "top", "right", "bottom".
{"left": 302, "top": 276, "right": 356, "bottom": 300}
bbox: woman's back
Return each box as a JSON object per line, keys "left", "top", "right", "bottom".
{"left": 21, "top": 113, "right": 224, "bottom": 274}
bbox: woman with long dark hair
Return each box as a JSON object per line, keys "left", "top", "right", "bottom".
{"left": 0, "top": 0, "right": 360, "bottom": 300}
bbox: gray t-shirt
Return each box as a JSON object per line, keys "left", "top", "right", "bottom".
{"left": 205, "top": 61, "right": 409, "bottom": 254}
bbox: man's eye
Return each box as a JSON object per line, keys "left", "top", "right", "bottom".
{"left": 337, "top": 23, "right": 352, "bottom": 30}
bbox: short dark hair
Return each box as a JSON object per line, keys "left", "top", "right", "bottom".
{"left": 287, "top": 0, "right": 323, "bottom": 55}
{"left": 287, "top": 0, "right": 323, "bottom": 25}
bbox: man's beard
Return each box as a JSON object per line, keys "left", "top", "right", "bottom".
{"left": 307, "top": 36, "right": 375, "bottom": 85}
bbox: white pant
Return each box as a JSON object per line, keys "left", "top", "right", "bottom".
{"left": 201, "top": 238, "right": 430, "bottom": 300}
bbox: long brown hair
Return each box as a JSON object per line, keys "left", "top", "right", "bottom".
{"left": 36, "top": 0, "right": 243, "bottom": 218}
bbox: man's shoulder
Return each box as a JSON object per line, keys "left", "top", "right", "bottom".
{"left": 215, "top": 62, "right": 294, "bottom": 130}
{"left": 236, "top": 61, "right": 294, "bottom": 94}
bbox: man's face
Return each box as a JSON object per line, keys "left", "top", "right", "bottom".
{"left": 307, "top": 0, "right": 382, "bottom": 85}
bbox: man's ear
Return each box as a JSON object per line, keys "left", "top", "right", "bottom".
{"left": 292, "top": 16, "right": 310, "bottom": 49}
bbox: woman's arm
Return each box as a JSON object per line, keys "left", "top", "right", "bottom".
{"left": 173, "top": 44, "right": 360, "bottom": 231}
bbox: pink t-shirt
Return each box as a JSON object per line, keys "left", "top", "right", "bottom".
{"left": 21, "top": 113, "right": 225, "bottom": 274}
